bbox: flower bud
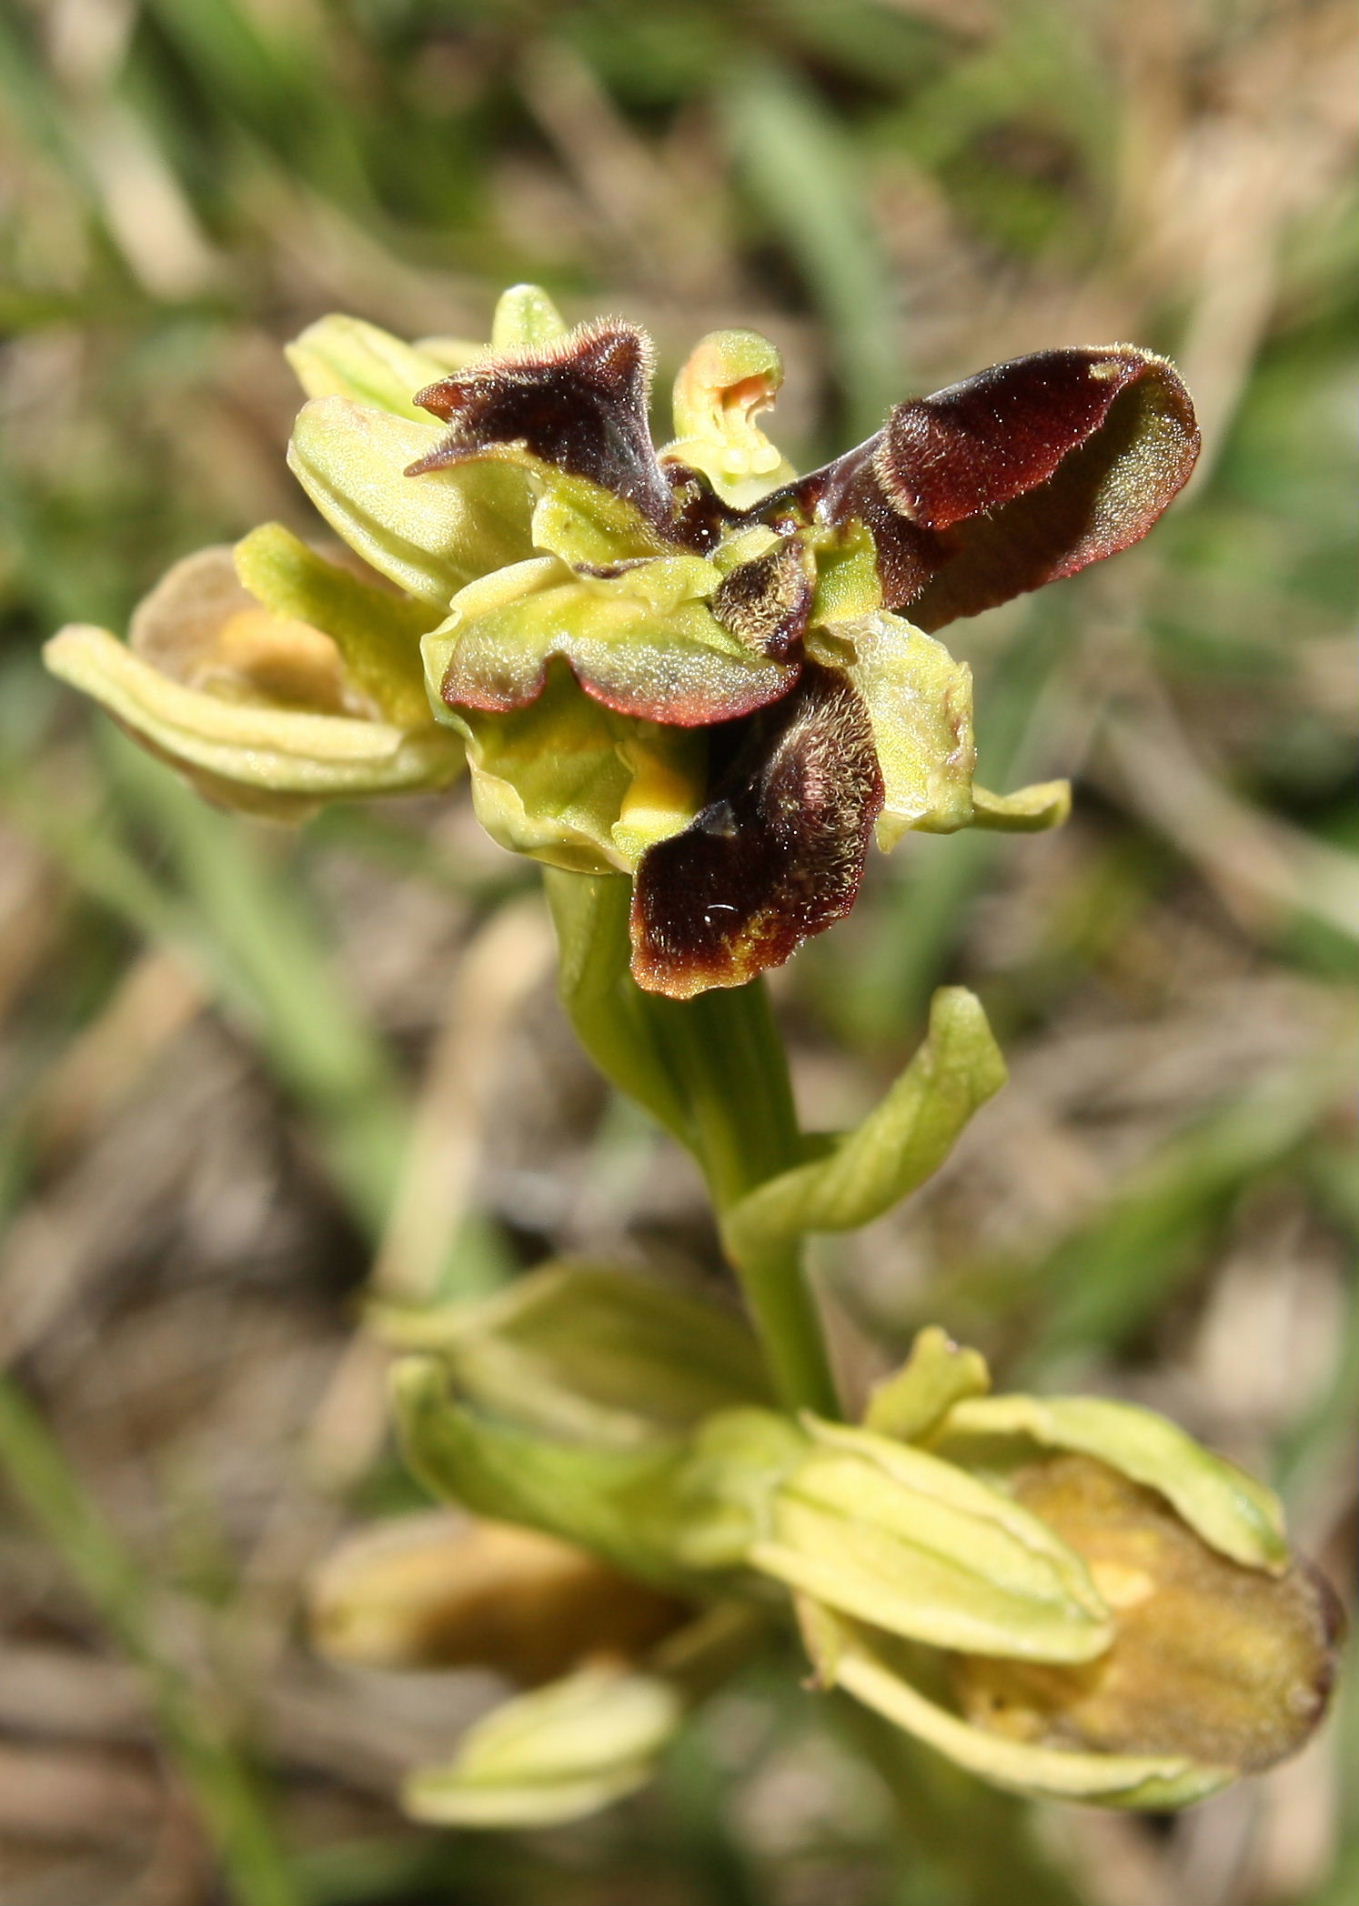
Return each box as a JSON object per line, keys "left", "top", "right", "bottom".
{"left": 798, "top": 1335, "right": 1344, "bottom": 1807}
{"left": 949, "top": 1453, "right": 1343, "bottom": 1776}
{"left": 375, "top": 1259, "right": 772, "bottom": 1446}
{"left": 310, "top": 1511, "right": 685, "bottom": 1684}
{"left": 750, "top": 1417, "right": 1112, "bottom": 1662}
{"left": 402, "top": 1662, "right": 685, "bottom": 1828}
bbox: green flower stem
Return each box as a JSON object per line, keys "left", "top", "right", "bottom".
{"left": 546, "top": 870, "right": 839, "bottom": 1418}
{"left": 640, "top": 983, "right": 840, "bottom": 1416}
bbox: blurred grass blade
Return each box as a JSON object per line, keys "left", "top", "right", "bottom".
{"left": 724, "top": 62, "right": 900, "bottom": 441}
{"left": 105, "top": 734, "right": 408, "bottom": 1228}
{"left": 0, "top": 1377, "right": 301, "bottom": 1906}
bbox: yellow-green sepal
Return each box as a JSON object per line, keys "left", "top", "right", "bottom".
{"left": 491, "top": 282, "right": 569, "bottom": 353}
{"left": 373, "top": 1259, "right": 772, "bottom": 1448}
{"left": 234, "top": 523, "right": 435, "bottom": 727}
{"left": 43, "top": 620, "right": 461, "bottom": 818}
{"left": 391, "top": 1357, "right": 693, "bottom": 1592}
{"left": 287, "top": 397, "right": 535, "bottom": 603}
{"left": 932, "top": 1394, "right": 1289, "bottom": 1572}
{"left": 808, "top": 1612, "right": 1229, "bottom": 1810}
{"left": 831, "top": 613, "right": 978, "bottom": 846}
{"left": 865, "top": 1326, "right": 991, "bottom": 1443}
{"left": 284, "top": 315, "right": 454, "bottom": 419}
{"left": 439, "top": 662, "right": 703, "bottom": 876}
{"left": 404, "top": 1664, "right": 684, "bottom": 1828}
{"left": 971, "top": 780, "right": 1071, "bottom": 831}
{"left": 754, "top": 1418, "right": 1112, "bottom": 1662}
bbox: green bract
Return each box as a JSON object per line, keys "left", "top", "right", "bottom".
{"left": 46, "top": 283, "right": 1202, "bottom": 994}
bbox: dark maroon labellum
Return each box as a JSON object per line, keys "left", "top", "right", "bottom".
{"left": 631, "top": 663, "right": 884, "bottom": 997}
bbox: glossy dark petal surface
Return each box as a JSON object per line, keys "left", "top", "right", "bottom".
{"left": 630, "top": 663, "right": 884, "bottom": 997}
{"left": 784, "top": 348, "right": 1199, "bottom": 629}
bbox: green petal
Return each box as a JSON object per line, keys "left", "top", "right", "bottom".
{"left": 287, "top": 397, "right": 534, "bottom": 603}
{"left": 531, "top": 475, "right": 670, "bottom": 567}
{"left": 391, "top": 1357, "right": 692, "bottom": 1590}
{"left": 755, "top": 1423, "right": 1111, "bottom": 1661}
{"left": 971, "top": 781, "right": 1071, "bottom": 831}
{"left": 284, "top": 315, "right": 454, "bottom": 419}
{"left": 234, "top": 523, "right": 435, "bottom": 727}
{"left": 724, "top": 987, "right": 1006, "bottom": 1259}
{"left": 436, "top": 552, "right": 798, "bottom": 726}
{"left": 404, "top": 1665, "right": 682, "bottom": 1828}
{"left": 808, "top": 520, "right": 883, "bottom": 626}
{"left": 491, "top": 282, "right": 569, "bottom": 353}
{"left": 43, "top": 624, "right": 462, "bottom": 816}
{"left": 444, "top": 661, "right": 703, "bottom": 875}
{"left": 372, "top": 1259, "right": 771, "bottom": 1447}
{"left": 864, "top": 1326, "right": 991, "bottom": 1443}
{"left": 832, "top": 612, "right": 977, "bottom": 846}
{"left": 816, "top": 1615, "right": 1228, "bottom": 1809}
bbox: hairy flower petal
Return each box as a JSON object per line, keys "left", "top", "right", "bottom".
{"left": 630, "top": 663, "right": 884, "bottom": 997}
{"left": 410, "top": 320, "right": 678, "bottom": 533}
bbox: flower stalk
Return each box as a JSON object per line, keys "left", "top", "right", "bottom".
{"left": 546, "top": 864, "right": 836, "bottom": 1414}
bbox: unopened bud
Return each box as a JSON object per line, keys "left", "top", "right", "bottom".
{"left": 404, "top": 1663, "right": 684, "bottom": 1828}
{"left": 310, "top": 1512, "right": 685, "bottom": 1684}
{"left": 951, "top": 1454, "right": 1343, "bottom": 1775}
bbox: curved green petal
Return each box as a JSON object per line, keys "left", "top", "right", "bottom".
{"left": 404, "top": 1665, "right": 683, "bottom": 1828}
{"left": 724, "top": 987, "right": 1005, "bottom": 1259}
{"left": 971, "top": 780, "right": 1071, "bottom": 831}
{"left": 755, "top": 1421, "right": 1111, "bottom": 1663}
{"left": 434, "top": 551, "right": 798, "bottom": 727}
{"left": 288, "top": 397, "right": 535, "bottom": 603}
{"left": 44, "top": 624, "right": 462, "bottom": 817}
{"left": 234, "top": 523, "right": 435, "bottom": 727}
{"left": 285, "top": 315, "right": 455, "bottom": 419}
{"left": 933, "top": 1394, "right": 1289, "bottom": 1572}
{"left": 812, "top": 1613, "right": 1227, "bottom": 1810}
{"left": 446, "top": 661, "right": 703, "bottom": 876}
{"left": 831, "top": 612, "right": 977, "bottom": 845}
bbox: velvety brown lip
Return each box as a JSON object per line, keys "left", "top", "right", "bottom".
{"left": 630, "top": 662, "right": 884, "bottom": 997}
